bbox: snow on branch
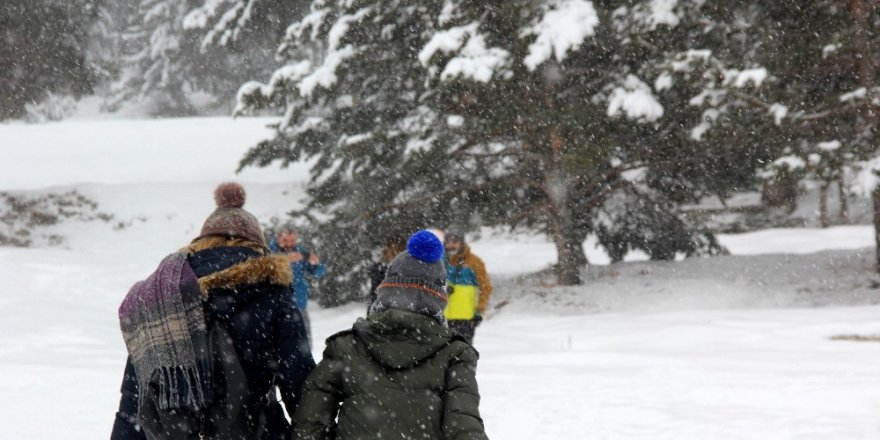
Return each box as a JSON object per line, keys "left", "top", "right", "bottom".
{"left": 817, "top": 140, "right": 841, "bottom": 152}
{"left": 839, "top": 87, "right": 867, "bottom": 102}
{"left": 420, "top": 23, "right": 509, "bottom": 83}
{"left": 282, "top": 6, "right": 330, "bottom": 47}
{"left": 440, "top": 34, "right": 508, "bottom": 82}
{"left": 772, "top": 155, "right": 806, "bottom": 171}
{"left": 522, "top": 0, "right": 599, "bottom": 71}
{"left": 725, "top": 68, "right": 768, "bottom": 88}
{"left": 419, "top": 23, "right": 479, "bottom": 66}
{"left": 670, "top": 49, "right": 712, "bottom": 71}
{"left": 234, "top": 61, "right": 313, "bottom": 114}
{"left": 645, "top": 0, "right": 679, "bottom": 29}
{"left": 655, "top": 72, "right": 673, "bottom": 92}
{"left": 607, "top": 75, "right": 664, "bottom": 122}
{"left": 328, "top": 7, "right": 371, "bottom": 51}
{"left": 768, "top": 103, "right": 788, "bottom": 125}
{"left": 622, "top": 0, "right": 682, "bottom": 32}
{"left": 183, "top": 0, "right": 229, "bottom": 30}
{"left": 298, "top": 46, "right": 356, "bottom": 98}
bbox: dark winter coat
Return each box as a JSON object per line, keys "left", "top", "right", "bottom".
{"left": 111, "top": 246, "right": 316, "bottom": 440}
{"left": 292, "top": 308, "right": 489, "bottom": 440}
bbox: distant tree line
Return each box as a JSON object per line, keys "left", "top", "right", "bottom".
{"left": 1, "top": 0, "right": 306, "bottom": 120}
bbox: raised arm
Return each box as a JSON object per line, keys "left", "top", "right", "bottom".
{"left": 306, "top": 260, "right": 326, "bottom": 279}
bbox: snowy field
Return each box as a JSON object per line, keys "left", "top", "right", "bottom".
{"left": 2, "top": 118, "right": 880, "bottom": 439}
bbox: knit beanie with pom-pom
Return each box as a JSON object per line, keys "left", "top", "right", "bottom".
{"left": 194, "top": 182, "right": 267, "bottom": 248}
{"left": 369, "top": 230, "right": 449, "bottom": 324}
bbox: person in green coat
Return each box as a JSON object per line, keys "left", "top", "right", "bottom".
{"left": 292, "top": 230, "right": 489, "bottom": 440}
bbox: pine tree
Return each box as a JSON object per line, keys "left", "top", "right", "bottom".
{"left": 418, "top": 1, "right": 768, "bottom": 281}
{"left": 182, "top": 0, "right": 308, "bottom": 106}
{"left": 107, "top": 0, "right": 304, "bottom": 116}
{"left": 236, "top": 0, "right": 776, "bottom": 296}
{"left": 0, "top": 0, "right": 102, "bottom": 120}
{"left": 746, "top": 1, "right": 863, "bottom": 226}
{"left": 740, "top": 1, "right": 880, "bottom": 266}
{"left": 108, "top": 0, "right": 200, "bottom": 115}
{"left": 236, "top": 1, "right": 456, "bottom": 303}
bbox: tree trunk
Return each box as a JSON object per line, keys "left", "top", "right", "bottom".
{"left": 545, "top": 127, "right": 582, "bottom": 285}
{"left": 838, "top": 175, "right": 850, "bottom": 224}
{"left": 874, "top": 187, "right": 880, "bottom": 273}
{"left": 549, "top": 209, "right": 583, "bottom": 286}
{"left": 819, "top": 182, "right": 830, "bottom": 228}
{"left": 572, "top": 231, "right": 589, "bottom": 267}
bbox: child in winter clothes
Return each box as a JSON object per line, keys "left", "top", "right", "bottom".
{"left": 111, "top": 183, "right": 315, "bottom": 440}
{"left": 292, "top": 230, "right": 489, "bottom": 440}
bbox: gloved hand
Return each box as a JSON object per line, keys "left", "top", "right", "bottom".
{"left": 472, "top": 313, "right": 483, "bottom": 327}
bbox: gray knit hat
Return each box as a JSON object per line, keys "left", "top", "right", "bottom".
{"left": 370, "top": 230, "right": 448, "bottom": 323}
{"left": 194, "top": 182, "right": 267, "bottom": 248}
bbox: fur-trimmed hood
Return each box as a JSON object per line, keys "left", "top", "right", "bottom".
{"left": 197, "top": 254, "right": 292, "bottom": 298}
{"left": 187, "top": 246, "right": 292, "bottom": 299}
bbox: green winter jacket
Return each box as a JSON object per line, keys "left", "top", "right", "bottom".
{"left": 291, "top": 309, "right": 489, "bottom": 440}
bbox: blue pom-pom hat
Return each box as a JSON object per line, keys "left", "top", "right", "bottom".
{"left": 407, "top": 230, "right": 445, "bottom": 263}
{"left": 369, "top": 230, "right": 450, "bottom": 323}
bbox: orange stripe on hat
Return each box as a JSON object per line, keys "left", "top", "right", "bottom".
{"left": 378, "top": 282, "right": 448, "bottom": 301}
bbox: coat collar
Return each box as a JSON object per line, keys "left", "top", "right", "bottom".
{"left": 196, "top": 253, "right": 292, "bottom": 298}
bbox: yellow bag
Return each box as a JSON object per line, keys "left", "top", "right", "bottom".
{"left": 444, "top": 284, "right": 478, "bottom": 320}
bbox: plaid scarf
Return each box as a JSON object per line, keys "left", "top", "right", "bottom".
{"left": 118, "top": 252, "right": 213, "bottom": 411}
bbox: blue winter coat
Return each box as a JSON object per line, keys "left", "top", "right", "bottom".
{"left": 268, "top": 239, "right": 326, "bottom": 310}
{"left": 111, "top": 246, "right": 316, "bottom": 440}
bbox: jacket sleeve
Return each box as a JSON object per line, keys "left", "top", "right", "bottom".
{"left": 110, "top": 357, "right": 147, "bottom": 440}
{"left": 442, "top": 345, "right": 489, "bottom": 440}
{"left": 275, "top": 293, "right": 317, "bottom": 415}
{"left": 306, "top": 261, "right": 327, "bottom": 279}
{"left": 473, "top": 257, "right": 493, "bottom": 314}
{"left": 291, "top": 338, "right": 346, "bottom": 440}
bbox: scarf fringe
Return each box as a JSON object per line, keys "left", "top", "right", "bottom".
{"left": 152, "top": 361, "right": 214, "bottom": 411}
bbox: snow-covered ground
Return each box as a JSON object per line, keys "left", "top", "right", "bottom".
{"left": 2, "top": 118, "right": 879, "bottom": 439}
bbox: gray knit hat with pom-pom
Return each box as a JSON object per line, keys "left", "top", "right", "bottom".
{"left": 195, "top": 182, "right": 267, "bottom": 247}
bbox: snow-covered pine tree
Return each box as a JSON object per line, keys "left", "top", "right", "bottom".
{"left": 86, "top": 1, "right": 136, "bottom": 91}
{"left": 418, "top": 1, "right": 772, "bottom": 281}
{"left": 737, "top": 0, "right": 880, "bottom": 264}
{"left": 108, "top": 0, "right": 201, "bottom": 115}
{"left": 236, "top": 0, "right": 775, "bottom": 292}
{"left": 181, "top": 0, "right": 308, "bottom": 106}
{"left": 741, "top": 1, "right": 865, "bottom": 229}
{"left": 756, "top": 0, "right": 880, "bottom": 271}
{"left": 107, "top": 0, "right": 300, "bottom": 115}
{"left": 236, "top": 1, "right": 460, "bottom": 304}
{"left": 0, "top": 0, "right": 102, "bottom": 120}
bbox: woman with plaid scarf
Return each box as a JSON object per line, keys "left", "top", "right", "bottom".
{"left": 111, "top": 183, "right": 315, "bottom": 440}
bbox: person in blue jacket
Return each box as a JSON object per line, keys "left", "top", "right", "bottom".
{"left": 269, "top": 225, "right": 326, "bottom": 346}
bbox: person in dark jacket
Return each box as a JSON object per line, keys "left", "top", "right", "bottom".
{"left": 365, "top": 234, "right": 406, "bottom": 313}
{"left": 293, "top": 230, "right": 489, "bottom": 440}
{"left": 111, "top": 182, "right": 316, "bottom": 440}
